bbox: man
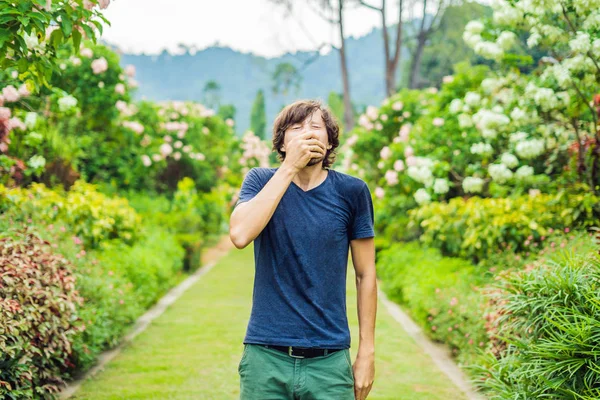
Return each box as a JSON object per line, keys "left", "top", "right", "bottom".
{"left": 229, "top": 99, "right": 376, "bottom": 400}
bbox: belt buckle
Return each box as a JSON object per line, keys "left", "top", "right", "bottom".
{"left": 288, "top": 346, "right": 305, "bottom": 358}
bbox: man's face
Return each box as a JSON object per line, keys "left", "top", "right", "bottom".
{"left": 283, "top": 109, "right": 328, "bottom": 167}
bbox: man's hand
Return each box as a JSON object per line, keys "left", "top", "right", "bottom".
{"left": 281, "top": 131, "right": 326, "bottom": 173}
{"left": 352, "top": 352, "right": 375, "bottom": 400}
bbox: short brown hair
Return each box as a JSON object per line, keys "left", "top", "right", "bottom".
{"left": 272, "top": 99, "right": 340, "bottom": 169}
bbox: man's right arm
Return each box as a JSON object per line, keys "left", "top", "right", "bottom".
{"left": 229, "top": 165, "right": 297, "bottom": 249}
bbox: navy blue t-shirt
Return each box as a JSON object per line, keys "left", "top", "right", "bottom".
{"left": 235, "top": 167, "right": 375, "bottom": 349}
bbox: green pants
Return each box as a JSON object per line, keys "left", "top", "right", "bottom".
{"left": 238, "top": 343, "right": 355, "bottom": 399}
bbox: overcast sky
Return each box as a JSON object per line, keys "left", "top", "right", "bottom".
{"left": 100, "top": 0, "right": 406, "bottom": 58}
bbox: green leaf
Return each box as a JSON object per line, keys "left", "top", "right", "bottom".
{"left": 81, "top": 23, "right": 94, "bottom": 41}
{"left": 17, "top": 15, "right": 30, "bottom": 27}
{"left": 90, "top": 19, "right": 103, "bottom": 35}
{"left": 49, "top": 27, "right": 63, "bottom": 48}
{"left": 59, "top": 11, "right": 73, "bottom": 36}
{"left": 72, "top": 28, "right": 81, "bottom": 53}
{"left": 0, "top": 28, "right": 9, "bottom": 47}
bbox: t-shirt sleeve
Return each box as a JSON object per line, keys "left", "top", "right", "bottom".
{"left": 235, "top": 168, "right": 263, "bottom": 208}
{"left": 349, "top": 182, "right": 375, "bottom": 240}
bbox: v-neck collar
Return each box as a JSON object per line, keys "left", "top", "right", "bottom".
{"left": 290, "top": 169, "right": 331, "bottom": 194}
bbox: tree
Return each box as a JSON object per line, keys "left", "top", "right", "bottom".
{"left": 0, "top": 0, "right": 109, "bottom": 92}
{"left": 270, "top": 0, "right": 355, "bottom": 130}
{"left": 202, "top": 80, "right": 221, "bottom": 110}
{"left": 250, "top": 89, "right": 267, "bottom": 140}
{"left": 356, "top": 0, "right": 405, "bottom": 97}
{"left": 271, "top": 63, "right": 302, "bottom": 96}
{"left": 406, "top": 0, "right": 451, "bottom": 88}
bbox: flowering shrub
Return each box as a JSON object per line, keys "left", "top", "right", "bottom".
{"left": 1, "top": 181, "right": 140, "bottom": 248}
{"left": 0, "top": 227, "right": 84, "bottom": 399}
{"left": 409, "top": 190, "right": 599, "bottom": 261}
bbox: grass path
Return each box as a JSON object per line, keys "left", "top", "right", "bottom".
{"left": 72, "top": 241, "right": 468, "bottom": 399}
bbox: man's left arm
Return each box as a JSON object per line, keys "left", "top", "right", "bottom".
{"left": 350, "top": 236, "right": 377, "bottom": 400}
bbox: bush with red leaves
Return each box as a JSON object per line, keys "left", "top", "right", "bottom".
{"left": 0, "top": 227, "right": 84, "bottom": 399}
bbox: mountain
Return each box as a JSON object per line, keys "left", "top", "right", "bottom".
{"left": 112, "top": 26, "right": 408, "bottom": 135}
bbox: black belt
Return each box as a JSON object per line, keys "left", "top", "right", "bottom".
{"left": 261, "top": 344, "right": 343, "bottom": 358}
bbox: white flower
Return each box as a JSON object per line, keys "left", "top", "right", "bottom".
{"left": 515, "top": 165, "right": 534, "bottom": 178}
{"left": 23, "top": 32, "right": 45, "bottom": 51}
{"left": 407, "top": 165, "right": 434, "bottom": 186}
{"left": 470, "top": 142, "right": 494, "bottom": 155}
{"left": 569, "top": 32, "right": 592, "bottom": 53}
{"left": 510, "top": 107, "right": 527, "bottom": 122}
{"left": 24, "top": 112, "right": 38, "bottom": 129}
{"left": 496, "top": 31, "right": 517, "bottom": 50}
{"left": 515, "top": 139, "right": 545, "bottom": 159}
{"left": 527, "top": 32, "right": 541, "bottom": 48}
{"left": 449, "top": 99, "right": 463, "bottom": 114}
{"left": 489, "top": 163, "right": 513, "bottom": 183}
{"left": 500, "top": 153, "right": 519, "bottom": 168}
{"left": 414, "top": 188, "right": 431, "bottom": 205}
{"left": 462, "top": 176, "right": 484, "bottom": 193}
{"left": 433, "top": 179, "right": 449, "bottom": 194}
{"left": 464, "top": 92, "right": 481, "bottom": 107}
{"left": 122, "top": 121, "right": 144, "bottom": 134}
{"left": 141, "top": 155, "right": 152, "bottom": 167}
{"left": 463, "top": 31, "right": 482, "bottom": 48}
{"left": 465, "top": 20, "right": 484, "bottom": 34}
{"left": 58, "top": 95, "right": 78, "bottom": 112}
{"left": 115, "top": 83, "right": 126, "bottom": 95}
{"left": 27, "top": 155, "right": 46, "bottom": 169}
{"left": 458, "top": 114, "right": 473, "bottom": 128}
{"left": 510, "top": 131, "right": 528, "bottom": 143}
{"left": 474, "top": 41, "right": 504, "bottom": 60}
{"left": 375, "top": 187, "right": 385, "bottom": 199}
{"left": 443, "top": 75, "right": 454, "bottom": 84}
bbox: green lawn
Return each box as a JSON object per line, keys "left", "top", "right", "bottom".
{"left": 72, "top": 243, "right": 467, "bottom": 399}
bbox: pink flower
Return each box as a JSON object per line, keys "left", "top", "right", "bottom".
{"left": 431, "top": 326, "right": 437, "bottom": 331}
{"left": 2, "top": 86, "right": 20, "bottom": 102}
{"left": 83, "top": 0, "right": 94, "bottom": 10}
{"left": 159, "top": 143, "right": 173, "bottom": 157}
{"left": 60, "top": 226, "right": 66, "bottom": 232}
{"left": 405, "top": 156, "right": 418, "bottom": 167}
{"left": 80, "top": 47, "right": 93, "bottom": 58}
{"left": 380, "top": 146, "right": 392, "bottom": 160}
{"left": 8, "top": 117, "right": 26, "bottom": 131}
{"left": 116, "top": 100, "right": 128, "bottom": 113}
{"left": 435, "top": 288, "right": 441, "bottom": 293}
{"left": 393, "top": 159, "right": 405, "bottom": 172}
{"left": 98, "top": 0, "right": 110, "bottom": 9}
{"left": 564, "top": 227, "right": 570, "bottom": 233}
{"left": 449, "top": 297, "right": 458, "bottom": 306}
{"left": 91, "top": 57, "right": 108, "bottom": 74}
{"left": 73, "top": 236, "right": 83, "bottom": 245}
{"left": 141, "top": 155, "right": 152, "bottom": 167}
{"left": 448, "top": 327, "right": 453, "bottom": 332}
{"left": 18, "top": 84, "right": 30, "bottom": 97}
{"left": 385, "top": 170, "right": 399, "bottom": 186}
{"left": 404, "top": 146, "right": 414, "bottom": 158}
{"left": 108, "top": 270, "right": 114, "bottom": 276}
{"left": 432, "top": 117, "right": 445, "bottom": 127}
{"left": 119, "top": 299, "right": 124, "bottom": 304}
{"left": 125, "top": 65, "right": 136, "bottom": 78}
{"left": 392, "top": 101, "right": 404, "bottom": 111}
{"left": 0, "top": 94, "right": 4, "bottom": 106}
{"left": 0, "top": 107, "right": 11, "bottom": 121}
{"left": 375, "top": 187, "right": 385, "bottom": 199}
{"left": 443, "top": 75, "right": 454, "bottom": 84}
{"left": 115, "top": 83, "right": 126, "bottom": 95}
